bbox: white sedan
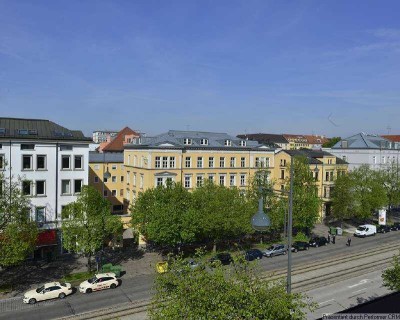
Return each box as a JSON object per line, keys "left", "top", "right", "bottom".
{"left": 79, "top": 273, "right": 119, "bottom": 294}
{"left": 23, "top": 282, "right": 73, "bottom": 304}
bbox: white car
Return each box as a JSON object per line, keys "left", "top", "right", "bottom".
{"left": 79, "top": 273, "right": 119, "bottom": 293}
{"left": 23, "top": 282, "right": 73, "bottom": 304}
{"left": 354, "top": 224, "right": 377, "bottom": 237}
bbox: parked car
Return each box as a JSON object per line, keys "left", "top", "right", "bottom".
{"left": 390, "top": 222, "right": 400, "bottom": 231}
{"left": 23, "top": 282, "right": 73, "bottom": 304}
{"left": 79, "top": 273, "right": 119, "bottom": 294}
{"left": 210, "top": 253, "right": 233, "bottom": 266}
{"left": 377, "top": 225, "right": 391, "bottom": 233}
{"left": 354, "top": 224, "right": 377, "bottom": 237}
{"left": 291, "top": 241, "right": 310, "bottom": 252}
{"left": 263, "top": 244, "right": 287, "bottom": 257}
{"left": 245, "top": 249, "right": 263, "bottom": 261}
{"left": 309, "top": 236, "right": 328, "bottom": 247}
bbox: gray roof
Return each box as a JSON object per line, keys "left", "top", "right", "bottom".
{"left": 125, "top": 130, "right": 276, "bottom": 150}
{"left": 332, "top": 133, "right": 392, "bottom": 149}
{"left": 280, "top": 149, "right": 348, "bottom": 165}
{"left": 89, "top": 151, "right": 124, "bottom": 163}
{"left": 237, "top": 133, "right": 288, "bottom": 145}
{"left": 0, "top": 117, "right": 91, "bottom": 142}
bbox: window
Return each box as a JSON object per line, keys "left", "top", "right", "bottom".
{"left": 94, "top": 164, "right": 100, "bottom": 170}
{"left": 94, "top": 176, "right": 99, "bottom": 183}
{"left": 200, "top": 139, "right": 208, "bottom": 145}
{"left": 112, "top": 190, "right": 117, "bottom": 196}
{"left": 61, "top": 155, "right": 71, "bottom": 170}
{"left": 128, "top": 155, "right": 131, "bottom": 165}
{"left": 196, "top": 175, "right": 203, "bottom": 187}
{"left": 133, "top": 173, "right": 136, "bottom": 186}
{"left": 241, "top": 157, "right": 245, "bottom": 168}
{"left": 255, "top": 157, "right": 260, "bottom": 167}
{"left": 155, "top": 156, "right": 161, "bottom": 168}
{"left": 22, "top": 180, "right": 32, "bottom": 195}
{"left": 170, "top": 157, "right": 175, "bottom": 168}
{"left": 111, "top": 164, "right": 117, "bottom": 170}
{"left": 220, "top": 157, "right": 225, "bottom": 168}
{"left": 36, "top": 180, "right": 46, "bottom": 196}
{"left": 208, "top": 175, "right": 215, "bottom": 183}
{"left": 219, "top": 175, "right": 225, "bottom": 186}
{"left": 113, "top": 205, "right": 123, "bottom": 213}
{"left": 0, "top": 154, "right": 4, "bottom": 170}
{"left": 373, "top": 156, "right": 376, "bottom": 164}
{"left": 240, "top": 174, "right": 246, "bottom": 186}
{"left": 280, "top": 159, "right": 287, "bottom": 166}
{"left": 314, "top": 172, "right": 319, "bottom": 181}
{"left": 156, "top": 177, "right": 163, "bottom": 186}
{"left": 140, "top": 174, "right": 144, "bottom": 188}
{"left": 126, "top": 172, "right": 130, "bottom": 185}
{"left": 60, "top": 145, "right": 73, "bottom": 151}
{"left": 382, "top": 156, "right": 386, "bottom": 164}
{"left": 197, "top": 157, "right": 203, "bottom": 168}
{"left": 324, "top": 186, "right": 330, "bottom": 198}
{"left": 74, "top": 180, "right": 83, "bottom": 194}
{"left": 325, "top": 171, "right": 334, "bottom": 181}
{"left": 328, "top": 159, "right": 333, "bottom": 164}
{"left": 230, "top": 175, "right": 235, "bottom": 186}
{"left": 61, "top": 180, "right": 71, "bottom": 195}
{"left": 224, "top": 140, "right": 232, "bottom": 146}
{"left": 162, "top": 157, "right": 168, "bottom": 168}
{"left": 74, "top": 155, "right": 83, "bottom": 169}
{"left": 22, "top": 155, "right": 32, "bottom": 170}
{"left": 230, "top": 157, "right": 235, "bottom": 167}
{"left": 121, "top": 176, "right": 124, "bottom": 182}
{"left": 35, "top": 207, "right": 46, "bottom": 223}
{"left": 342, "top": 155, "right": 347, "bottom": 162}
{"left": 36, "top": 155, "right": 46, "bottom": 170}
{"left": 21, "top": 144, "right": 34, "bottom": 150}
{"left": 183, "top": 138, "right": 192, "bottom": 145}
{"left": 256, "top": 157, "right": 269, "bottom": 168}
{"left": 209, "top": 157, "right": 214, "bottom": 168}
{"left": 280, "top": 170, "right": 285, "bottom": 179}
{"left": 112, "top": 176, "right": 117, "bottom": 183}
{"left": 184, "top": 175, "right": 191, "bottom": 188}
{"left": 103, "top": 190, "right": 108, "bottom": 197}
{"left": 240, "top": 141, "right": 246, "bottom": 147}
{"left": 185, "top": 157, "right": 191, "bottom": 168}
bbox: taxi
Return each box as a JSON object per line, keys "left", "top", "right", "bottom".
{"left": 23, "top": 282, "right": 73, "bottom": 304}
{"left": 79, "top": 273, "right": 119, "bottom": 293}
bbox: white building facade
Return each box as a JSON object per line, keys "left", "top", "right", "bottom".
{"left": 0, "top": 118, "right": 91, "bottom": 258}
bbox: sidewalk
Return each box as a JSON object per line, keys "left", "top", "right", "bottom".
{"left": 0, "top": 247, "right": 161, "bottom": 300}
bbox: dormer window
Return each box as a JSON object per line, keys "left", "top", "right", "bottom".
{"left": 240, "top": 140, "right": 246, "bottom": 147}
{"left": 200, "top": 139, "right": 208, "bottom": 146}
{"left": 224, "top": 140, "right": 232, "bottom": 146}
{"left": 183, "top": 138, "right": 192, "bottom": 145}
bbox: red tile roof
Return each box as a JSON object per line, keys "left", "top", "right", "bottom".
{"left": 381, "top": 135, "right": 400, "bottom": 142}
{"left": 102, "top": 127, "right": 140, "bottom": 152}
{"left": 303, "top": 135, "right": 329, "bottom": 145}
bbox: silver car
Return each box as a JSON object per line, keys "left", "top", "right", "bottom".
{"left": 263, "top": 244, "right": 287, "bottom": 257}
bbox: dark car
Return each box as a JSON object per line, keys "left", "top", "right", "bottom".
{"left": 390, "top": 222, "right": 400, "bottom": 231}
{"left": 245, "top": 249, "right": 263, "bottom": 261}
{"left": 291, "top": 241, "right": 310, "bottom": 253}
{"left": 309, "top": 236, "right": 328, "bottom": 248}
{"left": 210, "top": 253, "right": 233, "bottom": 266}
{"left": 377, "top": 225, "right": 391, "bottom": 233}
{"left": 263, "top": 244, "right": 287, "bottom": 257}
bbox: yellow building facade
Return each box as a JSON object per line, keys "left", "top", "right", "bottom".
{"left": 273, "top": 149, "right": 348, "bottom": 219}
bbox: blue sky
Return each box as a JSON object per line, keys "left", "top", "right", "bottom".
{"left": 1, "top": 0, "right": 400, "bottom": 138}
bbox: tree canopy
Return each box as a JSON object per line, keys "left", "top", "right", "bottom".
{"left": 382, "top": 253, "right": 400, "bottom": 291}
{"left": 322, "top": 137, "right": 341, "bottom": 148}
{"left": 62, "top": 186, "right": 122, "bottom": 271}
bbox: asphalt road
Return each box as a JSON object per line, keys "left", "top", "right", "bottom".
{"left": 1, "top": 231, "right": 399, "bottom": 320}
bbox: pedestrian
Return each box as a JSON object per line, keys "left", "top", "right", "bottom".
{"left": 327, "top": 234, "right": 331, "bottom": 244}
{"left": 347, "top": 237, "right": 351, "bottom": 246}
{"left": 332, "top": 235, "right": 336, "bottom": 244}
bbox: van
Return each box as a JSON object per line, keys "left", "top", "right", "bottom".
{"left": 354, "top": 224, "right": 376, "bottom": 237}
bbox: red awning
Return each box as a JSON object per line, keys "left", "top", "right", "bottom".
{"left": 37, "top": 230, "right": 57, "bottom": 247}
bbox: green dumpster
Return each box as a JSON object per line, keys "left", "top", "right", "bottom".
{"left": 110, "top": 265, "right": 122, "bottom": 277}
{"left": 329, "top": 226, "right": 337, "bottom": 235}
{"left": 102, "top": 263, "right": 113, "bottom": 273}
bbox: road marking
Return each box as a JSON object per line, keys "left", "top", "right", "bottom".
{"left": 347, "top": 279, "right": 368, "bottom": 288}
{"left": 351, "top": 288, "right": 367, "bottom": 294}
{"left": 319, "top": 299, "right": 335, "bottom": 305}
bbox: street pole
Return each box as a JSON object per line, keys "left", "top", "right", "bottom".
{"left": 287, "top": 156, "right": 294, "bottom": 294}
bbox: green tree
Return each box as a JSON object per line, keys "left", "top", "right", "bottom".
{"left": 150, "top": 253, "right": 316, "bottom": 320}
{"left": 331, "top": 173, "right": 355, "bottom": 223}
{"left": 322, "top": 137, "right": 341, "bottom": 148}
{"left": 283, "top": 156, "right": 321, "bottom": 233}
{"left": 192, "top": 181, "right": 254, "bottom": 251}
{"left": 0, "top": 168, "right": 38, "bottom": 266}
{"left": 62, "top": 186, "right": 122, "bottom": 271}
{"left": 382, "top": 253, "right": 400, "bottom": 291}
{"left": 351, "top": 165, "right": 387, "bottom": 220}
{"left": 380, "top": 161, "right": 400, "bottom": 211}
{"left": 131, "top": 183, "right": 199, "bottom": 247}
